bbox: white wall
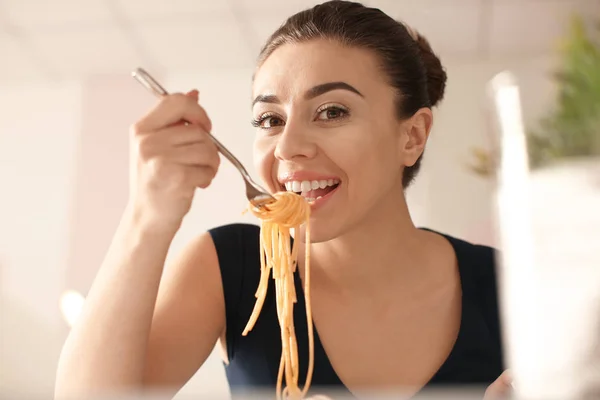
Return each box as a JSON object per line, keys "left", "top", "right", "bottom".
{"left": 415, "top": 55, "right": 558, "bottom": 245}
{"left": 0, "top": 55, "right": 557, "bottom": 397}
{"left": 0, "top": 82, "right": 81, "bottom": 394}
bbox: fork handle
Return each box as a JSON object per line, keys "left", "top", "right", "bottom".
{"left": 132, "top": 68, "right": 252, "bottom": 180}
{"left": 205, "top": 134, "right": 252, "bottom": 179}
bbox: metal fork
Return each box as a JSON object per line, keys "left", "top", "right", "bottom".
{"left": 131, "top": 67, "right": 275, "bottom": 209}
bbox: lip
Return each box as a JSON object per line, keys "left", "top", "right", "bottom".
{"left": 308, "top": 182, "right": 340, "bottom": 211}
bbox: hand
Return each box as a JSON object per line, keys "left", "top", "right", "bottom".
{"left": 484, "top": 370, "right": 513, "bottom": 399}
{"left": 128, "top": 90, "right": 220, "bottom": 229}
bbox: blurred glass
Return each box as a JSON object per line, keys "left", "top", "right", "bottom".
{"left": 490, "top": 72, "right": 600, "bottom": 399}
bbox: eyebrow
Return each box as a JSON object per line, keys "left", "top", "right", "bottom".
{"left": 252, "top": 81, "right": 364, "bottom": 107}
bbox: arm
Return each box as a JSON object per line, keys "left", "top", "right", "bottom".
{"left": 55, "top": 213, "right": 225, "bottom": 399}
{"left": 55, "top": 91, "right": 223, "bottom": 399}
{"left": 143, "top": 231, "right": 225, "bottom": 390}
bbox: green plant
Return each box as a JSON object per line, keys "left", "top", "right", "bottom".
{"left": 467, "top": 15, "right": 600, "bottom": 176}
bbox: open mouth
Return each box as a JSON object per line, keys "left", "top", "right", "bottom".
{"left": 281, "top": 179, "right": 340, "bottom": 202}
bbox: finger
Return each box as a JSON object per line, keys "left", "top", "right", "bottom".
{"left": 175, "top": 91, "right": 212, "bottom": 132}
{"left": 186, "top": 89, "right": 199, "bottom": 100}
{"left": 484, "top": 370, "right": 513, "bottom": 399}
{"left": 165, "top": 91, "right": 199, "bottom": 128}
{"left": 497, "top": 369, "right": 512, "bottom": 387}
{"left": 133, "top": 91, "right": 212, "bottom": 134}
{"left": 168, "top": 143, "right": 220, "bottom": 168}
{"left": 193, "top": 91, "right": 213, "bottom": 132}
{"left": 158, "top": 123, "right": 212, "bottom": 147}
{"left": 169, "top": 89, "right": 212, "bottom": 132}
{"left": 186, "top": 165, "right": 218, "bottom": 189}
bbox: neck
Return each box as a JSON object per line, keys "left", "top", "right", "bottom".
{"left": 308, "top": 187, "right": 425, "bottom": 292}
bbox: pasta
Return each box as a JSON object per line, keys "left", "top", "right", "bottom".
{"left": 244, "top": 191, "right": 314, "bottom": 400}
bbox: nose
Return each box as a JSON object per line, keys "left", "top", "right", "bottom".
{"left": 274, "top": 120, "right": 317, "bottom": 161}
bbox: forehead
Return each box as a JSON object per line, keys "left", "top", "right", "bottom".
{"left": 252, "top": 40, "right": 385, "bottom": 97}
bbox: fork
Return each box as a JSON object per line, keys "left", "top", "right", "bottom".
{"left": 131, "top": 67, "right": 276, "bottom": 210}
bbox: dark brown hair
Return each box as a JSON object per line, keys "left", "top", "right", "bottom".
{"left": 257, "top": 0, "right": 447, "bottom": 187}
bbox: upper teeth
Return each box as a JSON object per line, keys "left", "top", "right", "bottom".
{"left": 284, "top": 179, "right": 339, "bottom": 193}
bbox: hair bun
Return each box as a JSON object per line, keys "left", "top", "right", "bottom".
{"left": 413, "top": 32, "right": 447, "bottom": 107}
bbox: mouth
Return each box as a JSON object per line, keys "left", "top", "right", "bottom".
{"left": 279, "top": 178, "right": 341, "bottom": 203}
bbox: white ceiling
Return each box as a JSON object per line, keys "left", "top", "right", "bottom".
{"left": 0, "top": 0, "right": 598, "bottom": 84}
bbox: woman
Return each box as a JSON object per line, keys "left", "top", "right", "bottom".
{"left": 55, "top": 1, "right": 511, "bottom": 399}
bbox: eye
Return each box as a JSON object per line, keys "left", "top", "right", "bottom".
{"left": 315, "top": 105, "right": 349, "bottom": 122}
{"left": 251, "top": 113, "right": 285, "bottom": 129}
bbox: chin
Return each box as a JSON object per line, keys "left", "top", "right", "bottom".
{"left": 292, "top": 219, "right": 342, "bottom": 244}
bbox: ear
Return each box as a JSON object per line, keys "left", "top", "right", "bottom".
{"left": 398, "top": 107, "right": 433, "bottom": 167}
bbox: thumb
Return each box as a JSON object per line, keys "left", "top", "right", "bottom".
{"left": 185, "top": 89, "right": 199, "bottom": 101}
{"left": 184, "top": 90, "right": 212, "bottom": 132}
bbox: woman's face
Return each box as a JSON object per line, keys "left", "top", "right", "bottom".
{"left": 252, "top": 39, "right": 430, "bottom": 242}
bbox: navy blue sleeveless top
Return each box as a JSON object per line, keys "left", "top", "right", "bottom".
{"left": 209, "top": 223, "right": 504, "bottom": 398}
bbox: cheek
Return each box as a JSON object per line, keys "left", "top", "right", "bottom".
{"left": 253, "top": 136, "right": 277, "bottom": 190}
{"left": 330, "top": 126, "right": 401, "bottom": 190}
{"left": 333, "top": 126, "right": 398, "bottom": 171}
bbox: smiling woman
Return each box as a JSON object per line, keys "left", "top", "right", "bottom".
{"left": 54, "top": 1, "right": 507, "bottom": 400}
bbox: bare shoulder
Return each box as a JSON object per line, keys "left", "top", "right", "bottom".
{"left": 161, "top": 231, "right": 224, "bottom": 314}
{"left": 419, "top": 228, "right": 498, "bottom": 271}
{"left": 418, "top": 228, "right": 458, "bottom": 272}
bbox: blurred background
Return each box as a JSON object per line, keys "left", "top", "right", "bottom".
{"left": 1, "top": 0, "right": 599, "bottom": 398}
